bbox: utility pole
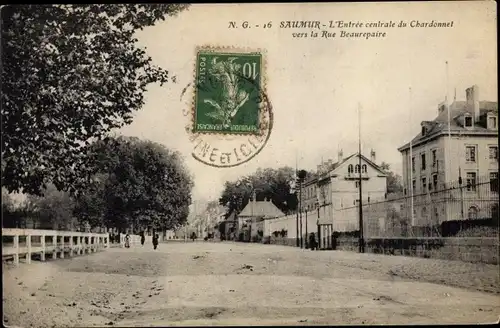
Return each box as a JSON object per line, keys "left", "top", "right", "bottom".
{"left": 299, "top": 178, "right": 303, "bottom": 248}
{"left": 295, "top": 153, "right": 300, "bottom": 247}
{"left": 358, "top": 103, "right": 364, "bottom": 253}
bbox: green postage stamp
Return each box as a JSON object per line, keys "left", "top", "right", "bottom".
{"left": 194, "top": 49, "right": 263, "bottom": 135}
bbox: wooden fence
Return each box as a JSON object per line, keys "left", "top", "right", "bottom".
{"left": 2, "top": 228, "right": 109, "bottom": 266}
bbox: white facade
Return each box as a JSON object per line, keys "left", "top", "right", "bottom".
{"left": 317, "top": 153, "right": 388, "bottom": 232}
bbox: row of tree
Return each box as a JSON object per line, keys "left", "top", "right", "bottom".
{"left": 218, "top": 167, "right": 300, "bottom": 216}
{"left": 2, "top": 137, "right": 194, "bottom": 232}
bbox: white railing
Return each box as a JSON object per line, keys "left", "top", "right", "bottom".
{"left": 2, "top": 228, "right": 109, "bottom": 266}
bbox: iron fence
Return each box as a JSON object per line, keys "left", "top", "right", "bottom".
{"left": 335, "top": 174, "right": 498, "bottom": 238}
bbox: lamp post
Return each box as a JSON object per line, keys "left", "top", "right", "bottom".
{"left": 297, "top": 170, "right": 307, "bottom": 249}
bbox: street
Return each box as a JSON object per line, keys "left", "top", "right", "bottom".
{"left": 3, "top": 241, "right": 499, "bottom": 327}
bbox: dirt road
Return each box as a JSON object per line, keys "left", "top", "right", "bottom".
{"left": 3, "top": 242, "right": 499, "bottom": 327}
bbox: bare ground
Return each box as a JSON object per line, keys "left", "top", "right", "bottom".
{"left": 3, "top": 241, "right": 499, "bottom": 327}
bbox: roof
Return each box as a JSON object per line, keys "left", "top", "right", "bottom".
{"left": 398, "top": 100, "right": 498, "bottom": 151}
{"left": 238, "top": 199, "right": 285, "bottom": 218}
{"left": 318, "top": 152, "right": 388, "bottom": 179}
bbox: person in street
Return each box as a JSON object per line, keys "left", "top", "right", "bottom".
{"left": 190, "top": 232, "right": 197, "bottom": 241}
{"left": 125, "top": 233, "right": 130, "bottom": 248}
{"left": 140, "top": 231, "right": 145, "bottom": 246}
{"left": 309, "top": 232, "right": 318, "bottom": 251}
{"left": 152, "top": 234, "right": 159, "bottom": 250}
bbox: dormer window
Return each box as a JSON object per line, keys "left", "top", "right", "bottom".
{"left": 464, "top": 115, "right": 473, "bottom": 127}
{"left": 421, "top": 126, "right": 427, "bottom": 136}
{"left": 488, "top": 115, "right": 497, "bottom": 130}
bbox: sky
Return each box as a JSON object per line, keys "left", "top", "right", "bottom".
{"left": 119, "top": 2, "right": 497, "bottom": 204}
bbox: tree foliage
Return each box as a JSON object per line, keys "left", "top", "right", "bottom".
{"left": 26, "top": 184, "right": 76, "bottom": 230}
{"left": 1, "top": 4, "right": 189, "bottom": 195}
{"left": 219, "top": 167, "right": 298, "bottom": 216}
{"left": 73, "top": 136, "right": 193, "bottom": 232}
{"left": 380, "top": 162, "right": 403, "bottom": 194}
{"left": 2, "top": 189, "right": 26, "bottom": 228}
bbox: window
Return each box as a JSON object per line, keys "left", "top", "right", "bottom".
{"left": 489, "top": 146, "right": 498, "bottom": 161}
{"left": 432, "top": 174, "right": 438, "bottom": 190}
{"left": 355, "top": 181, "right": 359, "bottom": 188}
{"left": 403, "top": 188, "right": 407, "bottom": 195}
{"left": 421, "top": 153, "right": 426, "bottom": 170}
{"left": 411, "top": 157, "right": 415, "bottom": 173}
{"left": 421, "top": 177, "right": 427, "bottom": 192}
{"left": 468, "top": 206, "right": 478, "bottom": 219}
{"left": 362, "top": 164, "right": 367, "bottom": 173}
{"left": 368, "top": 196, "right": 371, "bottom": 203}
{"left": 355, "top": 165, "right": 360, "bottom": 173}
{"left": 432, "top": 150, "right": 437, "bottom": 167}
{"left": 488, "top": 116, "right": 497, "bottom": 129}
{"left": 465, "top": 116, "right": 473, "bottom": 127}
{"left": 465, "top": 146, "right": 476, "bottom": 162}
{"left": 433, "top": 207, "right": 439, "bottom": 219}
{"left": 412, "top": 180, "right": 416, "bottom": 192}
{"left": 421, "top": 126, "right": 426, "bottom": 136}
{"left": 466, "top": 172, "right": 477, "bottom": 191}
{"left": 422, "top": 207, "right": 427, "bottom": 218}
{"left": 348, "top": 164, "right": 353, "bottom": 173}
{"left": 490, "top": 172, "right": 498, "bottom": 192}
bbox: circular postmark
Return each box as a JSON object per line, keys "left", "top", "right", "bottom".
{"left": 180, "top": 47, "right": 273, "bottom": 168}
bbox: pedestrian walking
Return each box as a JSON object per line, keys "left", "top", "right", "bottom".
{"left": 153, "top": 234, "right": 159, "bottom": 250}
{"left": 309, "top": 232, "right": 318, "bottom": 251}
{"left": 125, "top": 233, "right": 130, "bottom": 248}
{"left": 140, "top": 232, "right": 145, "bottom": 246}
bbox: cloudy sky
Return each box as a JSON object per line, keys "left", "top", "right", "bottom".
{"left": 120, "top": 2, "right": 497, "bottom": 203}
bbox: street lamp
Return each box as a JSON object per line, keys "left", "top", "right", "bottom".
{"left": 297, "top": 170, "right": 307, "bottom": 248}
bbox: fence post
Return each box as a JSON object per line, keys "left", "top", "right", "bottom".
{"left": 60, "top": 234, "right": 65, "bottom": 259}
{"left": 41, "top": 234, "right": 46, "bottom": 261}
{"left": 69, "top": 235, "right": 74, "bottom": 257}
{"left": 13, "top": 234, "right": 19, "bottom": 266}
{"left": 52, "top": 235, "right": 57, "bottom": 259}
{"left": 26, "top": 235, "right": 32, "bottom": 264}
{"left": 106, "top": 234, "right": 110, "bottom": 249}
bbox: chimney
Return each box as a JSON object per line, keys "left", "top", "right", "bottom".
{"left": 338, "top": 149, "right": 343, "bottom": 163}
{"left": 370, "top": 149, "right": 376, "bottom": 163}
{"left": 466, "top": 85, "right": 480, "bottom": 122}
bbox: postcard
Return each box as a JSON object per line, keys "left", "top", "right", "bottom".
{"left": 1, "top": 2, "right": 498, "bottom": 327}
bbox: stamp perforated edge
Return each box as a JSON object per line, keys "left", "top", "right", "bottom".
{"left": 186, "top": 45, "right": 270, "bottom": 138}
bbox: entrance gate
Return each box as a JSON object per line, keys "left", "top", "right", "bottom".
{"left": 317, "top": 223, "right": 334, "bottom": 250}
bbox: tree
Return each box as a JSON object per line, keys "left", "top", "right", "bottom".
{"left": 26, "top": 184, "right": 77, "bottom": 230}
{"left": 2, "top": 189, "right": 25, "bottom": 228}
{"left": 219, "top": 166, "right": 298, "bottom": 215}
{"left": 1, "top": 4, "right": 189, "bottom": 196}
{"left": 73, "top": 136, "right": 193, "bottom": 232}
{"left": 380, "top": 162, "right": 403, "bottom": 194}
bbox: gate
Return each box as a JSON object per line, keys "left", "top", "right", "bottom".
{"left": 317, "top": 223, "right": 334, "bottom": 250}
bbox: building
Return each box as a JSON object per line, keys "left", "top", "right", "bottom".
{"left": 299, "top": 172, "right": 318, "bottom": 212}
{"left": 237, "top": 195, "right": 285, "bottom": 241}
{"left": 314, "top": 150, "right": 388, "bottom": 231}
{"left": 398, "top": 85, "right": 498, "bottom": 226}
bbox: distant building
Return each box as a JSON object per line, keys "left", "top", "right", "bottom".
{"left": 398, "top": 85, "right": 498, "bottom": 225}
{"left": 299, "top": 172, "right": 318, "bottom": 212}
{"left": 313, "top": 150, "right": 388, "bottom": 231}
{"left": 238, "top": 195, "right": 285, "bottom": 240}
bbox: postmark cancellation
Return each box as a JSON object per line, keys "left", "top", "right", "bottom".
{"left": 184, "top": 46, "right": 273, "bottom": 168}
